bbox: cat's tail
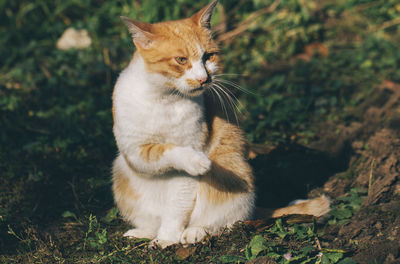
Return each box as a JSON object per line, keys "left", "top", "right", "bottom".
{"left": 253, "top": 195, "right": 330, "bottom": 219}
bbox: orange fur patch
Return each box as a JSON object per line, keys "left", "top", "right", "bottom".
{"left": 199, "top": 94, "right": 254, "bottom": 204}
{"left": 271, "top": 196, "right": 330, "bottom": 218}
{"left": 253, "top": 196, "right": 330, "bottom": 220}
{"left": 140, "top": 143, "right": 174, "bottom": 162}
{"left": 186, "top": 78, "right": 199, "bottom": 87}
{"left": 112, "top": 168, "right": 139, "bottom": 222}
{"left": 165, "top": 81, "right": 176, "bottom": 89}
{"left": 113, "top": 173, "right": 138, "bottom": 200}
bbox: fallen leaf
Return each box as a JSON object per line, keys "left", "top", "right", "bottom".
{"left": 175, "top": 246, "right": 196, "bottom": 260}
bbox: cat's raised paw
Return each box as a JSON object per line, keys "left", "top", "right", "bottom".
{"left": 180, "top": 227, "right": 206, "bottom": 244}
{"left": 123, "top": 228, "right": 157, "bottom": 240}
{"left": 184, "top": 151, "right": 211, "bottom": 176}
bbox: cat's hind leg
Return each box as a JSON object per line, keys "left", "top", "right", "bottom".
{"left": 113, "top": 154, "right": 160, "bottom": 240}
{"left": 150, "top": 176, "right": 198, "bottom": 249}
{"left": 123, "top": 213, "right": 159, "bottom": 240}
{"left": 181, "top": 191, "right": 254, "bottom": 245}
{"left": 118, "top": 199, "right": 161, "bottom": 240}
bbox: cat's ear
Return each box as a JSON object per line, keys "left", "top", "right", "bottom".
{"left": 191, "top": 0, "right": 218, "bottom": 29}
{"left": 121, "top": 16, "right": 156, "bottom": 49}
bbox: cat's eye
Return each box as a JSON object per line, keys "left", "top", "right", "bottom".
{"left": 175, "top": 57, "right": 188, "bottom": 65}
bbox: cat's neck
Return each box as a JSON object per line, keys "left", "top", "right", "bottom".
{"left": 127, "top": 52, "right": 204, "bottom": 106}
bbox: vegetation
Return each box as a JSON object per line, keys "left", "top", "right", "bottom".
{"left": 1, "top": 0, "right": 399, "bottom": 263}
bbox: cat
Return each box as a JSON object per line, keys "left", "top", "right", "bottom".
{"left": 112, "top": 0, "right": 330, "bottom": 249}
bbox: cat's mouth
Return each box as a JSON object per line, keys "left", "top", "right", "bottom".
{"left": 190, "top": 86, "right": 205, "bottom": 93}
{"left": 192, "top": 78, "right": 213, "bottom": 91}
{"left": 187, "top": 84, "right": 210, "bottom": 96}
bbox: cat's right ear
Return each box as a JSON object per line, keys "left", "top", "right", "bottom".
{"left": 191, "top": 0, "right": 218, "bottom": 29}
{"left": 121, "top": 16, "right": 156, "bottom": 49}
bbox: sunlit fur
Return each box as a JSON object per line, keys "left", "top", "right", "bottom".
{"left": 112, "top": 1, "right": 330, "bottom": 249}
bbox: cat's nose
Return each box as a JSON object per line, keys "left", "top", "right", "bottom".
{"left": 198, "top": 76, "right": 208, "bottom": 85}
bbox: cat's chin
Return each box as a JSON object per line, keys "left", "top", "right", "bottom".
{"left": 183, "top": 84, "right": 212, "bottom": 97}
{"left": 187, "top": 86, "right": 206, "bottom": 96}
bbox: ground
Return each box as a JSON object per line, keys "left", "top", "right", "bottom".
{"left": 2, "top": 87, "right": 399, "bottom": 263}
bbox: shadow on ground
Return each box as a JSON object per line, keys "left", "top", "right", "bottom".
{"left": 251, "top": 143, "right": 351, "bottom": 208}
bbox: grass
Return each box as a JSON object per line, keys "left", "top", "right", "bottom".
{"left": 4, "top": 210, "right": 362, "bottom": 263}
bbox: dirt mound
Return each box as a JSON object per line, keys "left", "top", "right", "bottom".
{"left": 286, "top": 81, "right": 400, "bottom": 263}
{"left": 335, "top": 201, "right": 400, "bottom": 263}
{"left": 320, "top": 126, "right": 400, "bottom": 263}
{"left": 354, "top": 128, "right": 400, "bottom": 205}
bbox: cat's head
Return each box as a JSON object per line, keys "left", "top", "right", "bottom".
{"left": 122, "top": 1, "right": 219, "bottom": 97}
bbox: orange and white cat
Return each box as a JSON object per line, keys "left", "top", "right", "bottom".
{"left": 112, "top": 0, "right": 330, "bottom": 249}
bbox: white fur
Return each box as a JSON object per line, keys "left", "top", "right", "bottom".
{"left": 206, "top": 60, "right": 218, "bottom": 73}
{"left": 113, "top": 53, "right": 253, "bottom": 248}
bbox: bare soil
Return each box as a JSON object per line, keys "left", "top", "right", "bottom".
{"left": 250, "top": 81, "right": 400, "bottom": 263}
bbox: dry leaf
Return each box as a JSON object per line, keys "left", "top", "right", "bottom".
{"left": 175, "top": 246, "right": 197, "bottom": 260}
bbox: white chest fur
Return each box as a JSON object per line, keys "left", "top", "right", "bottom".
{"left": 140, "top": 97, "right": 204, "bottom": 148}
{"left": 113, "top": 55, "right": 205, "bottom": 152}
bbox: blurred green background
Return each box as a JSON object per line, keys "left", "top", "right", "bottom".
{"left": 1, "top": 0, "right": 400, "bottom": 262}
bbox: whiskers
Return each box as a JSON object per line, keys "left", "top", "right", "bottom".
{"left": 209, "top": 75, "right": 252, "bottom": 124}
{"left": 213, "top": 74, "right": 256, "bottom": 96}
{"left": 164, "top": 75, "right": 252, "bottom": 125}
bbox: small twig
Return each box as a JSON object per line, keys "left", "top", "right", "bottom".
{"left": 103, "top": 47, "right": 111, "bottom": 66}
{"left": 130, "top": 242, "right": 149, "bottom": 251}
{"left": 225, "top": 0, "right": 248, "bottom": 17}
{"left": 322, "top": 248, "right": 347, "bottom": 253}
{"left": 67, "top": 179, "right": 84, "bottom": 210}
{"left": 217, "top": 0, "right": 280, "bottom": 42}
{"left": 315, "top": 236, "right": 322, "bottom": 251}
{"left": 40, "top": 64, "right": 52, "bottom": 78}
{"left": 375, "top": 17, "right": 400, "bottom": 32}
{"left": 7, "top": 225, "right": 24, "bottom": 241}
{"left": 353, "top": 2, "right": 379, "bottom": 12}
{"left": 368, "top": 158, "right": 375, "bottom": 196}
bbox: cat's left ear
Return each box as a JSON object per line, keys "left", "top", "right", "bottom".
{"left": 191, "top": 0, "right": 218, "bottom": 29}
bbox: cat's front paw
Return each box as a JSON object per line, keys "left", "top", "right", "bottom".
{"left": 183, "top": 151, "right": 211, "bottom": 176}
{"left": 180, "top": 227, "right": 207, "bottom": 244}
{"left": 170, "top": 147, "right": 211, "bottom": 176}
{"left": 123, "top": 228, "right": 157, "bottom": 240}
{"left": 148, "top": 238, "right": 177, "bottom": 249}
